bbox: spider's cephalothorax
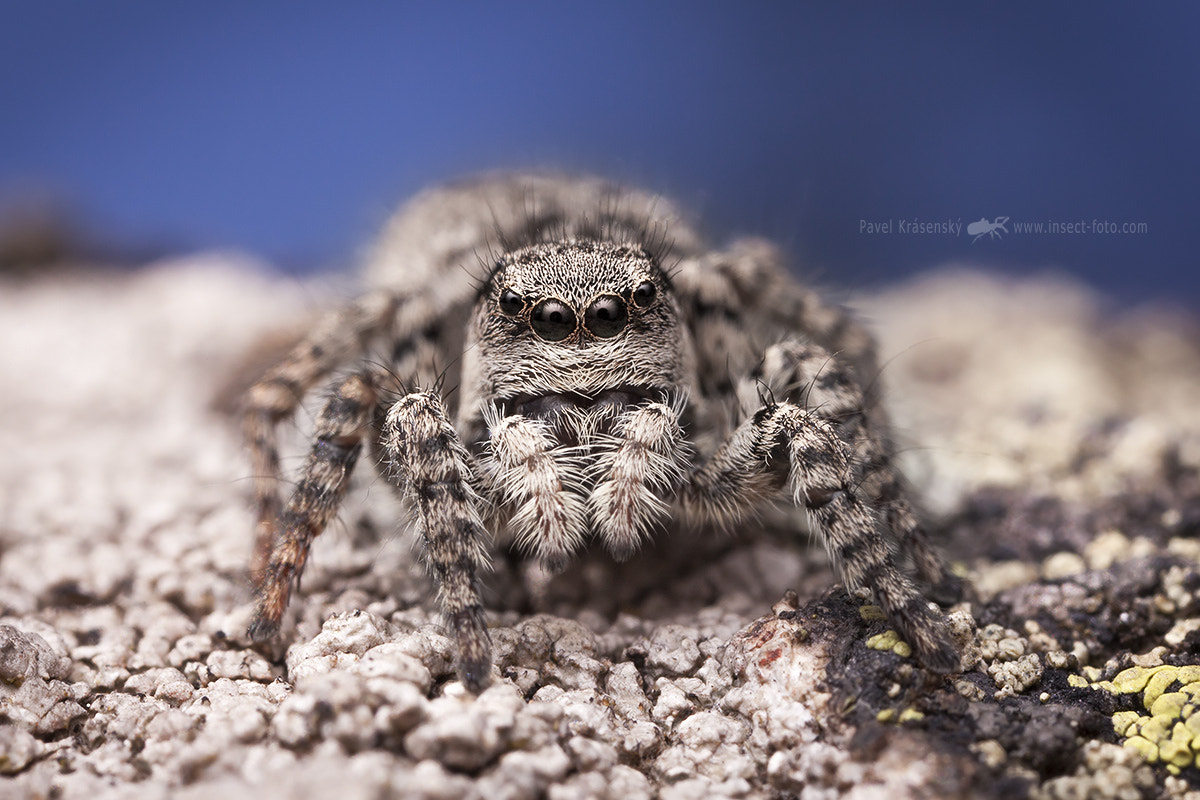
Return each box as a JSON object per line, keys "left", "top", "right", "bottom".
{"left": 244, "top": 173, "right": 960, "bottom": 690}
{"left": 458, "top": 239, "right": 696, "bottom": 571}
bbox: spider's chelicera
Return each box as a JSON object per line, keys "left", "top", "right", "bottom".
{"left": 244, "top": 173, "right": 960, "bottom": 690}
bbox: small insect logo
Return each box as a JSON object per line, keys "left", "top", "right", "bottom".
{"left": 967, "top": 216, "right": 1009, "bottom": 243}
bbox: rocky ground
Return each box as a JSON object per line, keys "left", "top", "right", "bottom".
{"left": 1, "top": 256, "right": 1199, "bottom": 799}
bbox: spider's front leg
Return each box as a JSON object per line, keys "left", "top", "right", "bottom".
{"left": 383, "top": 392, "right": 492, "bottom": 691}
{"left": 756, "top": 340, "right": 958, "bottom": 597}
{"left": 684, "top": 379, "right": 958, "bottom": 674}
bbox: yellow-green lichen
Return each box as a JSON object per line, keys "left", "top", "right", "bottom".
{"left": 1068, "top": 674, "right": 1090, "bottom": 688}
{"left": 865, "top": 630, "right": 912, "bottom": 658}
{"left": 1150, "top": 691, "right": 1187, "bottom": 717}
{"left": 1124, "top": 735, "right": 1158, "bottom": 763}
{"left": 1112, "top": 711, "right": 1141, "bottom": 736}
{"left": 1139, "top": 715, "right": 1170, "bottom": 743}
{"left": 1081, "top": 664, "right": 1200, "bottom": 775}
{"left": 875, "top": 707, "right": 924, "bottom": 725}
{"left": 1144, "top": 669, "right": 1179, "bottom": 708}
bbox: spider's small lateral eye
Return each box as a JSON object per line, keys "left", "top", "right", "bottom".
{"left": 583, "top": 295, "right": 628, "bottom": 338}
{"left": 530, "top": 298, "right": 577, "bottom": 341}
{"left": 498, "top": 288, "right": 525, "bottom": 316}
{"left": 632, "top": 280, "right": 657, "bottom": 308}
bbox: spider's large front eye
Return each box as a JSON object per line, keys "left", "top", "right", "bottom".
{"left": 632, "top": 280, "right": 657, "bottom": 308}
{"left": 530, "top": 298, "right": 577, "bottom": 341}
{"left": 583, "top": 295, "right": 628, "bottom": 338}
{"left": 498, "top": 288, "right": 525, "bottom": 316}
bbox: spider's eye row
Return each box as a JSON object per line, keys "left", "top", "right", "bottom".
{"left": 632, "top": 280, "right": 657, "bottom": 308}
{"left": 518, "top": 282, "right": 653, "bottom": 342}
{"left": 583, "top": 295, "right": 628, "bottom": 338}
{"left": 498, "top": 288, "right": 525, "bottom": 316}
{"left": 530, "top": 299, "right": 577, "bottom": 341}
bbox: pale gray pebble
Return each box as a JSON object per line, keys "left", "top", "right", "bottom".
{"left": 288, "top": 611, "right": 455, "bottom": 684}
{"left": 512, "top": 697, "right": 565, "bottom": 744}
{"left": 287, "top": 610, "right": 397, "bottom": 673}
{"left": 403, "top": 683, "right": 525, "bottom": 770}
{"left": 549, "top": 765, "right": 657, "bottom": 800}
{"left": 0, "top": 624, "right": 71, "bottom": 681}
{"left": 84, "top": 739, "right": 151, "bottom": 784}
{"left": 539, "top": 650, "right": 605, "bottom": 692}
{"left": 0, "top": 625, "right": 88, "bottom": 736}
{"left": 186, "top": 678, "right": 280, "bottom": 743}
{"left": 518, "top": 616, "right": 605, "bottom": 691}
{"left": 271, "top": 691, "right": 327, "bottom": 749}
{"left": 72, "top": 622, "right": 139, "bottom": 670}
{"left": 547, "top": 771, "right": 613, "bottom": 800}
{"left": 206, "top": 648, "right": 275, "bottom": 681}
{"left": 607, "top": 764, "right": 656, "bottom": 800}
{"left": 595, "top": 612, "right": 654, "bottom": 657}
{"left": 491, "top": 619, "right": 553, "bottom": 668}
{"left": 619, "top": 719, "right": 663, "bottom": 759}
{"left": 690, "top": 659, "right": 730, "bottom": 700}
{"left": 120, "top": 665, "right": 197, "bottom": 706}
{"left": 604, "top": 660, "right": 650, "bottom": 720}
{"left": 474, "top": 744, "right": 572, "bottom": 800}
{"left": 167, "top": 632, "right": 215, "bottom": 668}
{"left": 988, "top": 652, "right": 1045, "bottom": 697}
{"left": 80, "top": 691, "right": 173, "bottom": 749}
{"left": 0, "top": 725, "right": 44, "bottom": 775}
{"left": 74, "top": 663, "right": 130, "bottom": 692}
{"left": 128, "top": 602, "right": 197, "bottom": 669}
{"left": 564, "top": 735, "right": 619, "bottom": 772}
{"left": 659, "top": 776, "right": 755, "bottom": 800}
{"left": 655, "top": 712, "right": 757, "bottom": 785}
{"left": 642, "top": 624, "right": 704, "bottom": 676}
{"left": 124, "top": 666, "right": 189, "bottom": 697}
{"left": 156, "top": 678, "right": 196, "bottom": 705}
{"left": 0, "top": 618, "right": 74, "bottom": 664}
{"left": 404, "top": 758, "right": 482, "bottom": 800}
{"left": 675, "top": 710, "right": 751, "bottom": 752}
{"left": 273, "top": 669, "right": 430, "bottom": 751}
{"left": 533, "top": 685, "right": 613, "bottom": 739}
{"left": 145, "top": 707, "right": 201, "bottom": 743}
{"left": 350, "top": 642, "right": 433, "bottom": 693}
{"left": 651, "top": 678, "right": 695, "bottom": 727}
{"left": 489, "top": 618, "right": 604, "bottom": 690}
{"left": 504, "top": 665, "right": 541, "bottom": 696}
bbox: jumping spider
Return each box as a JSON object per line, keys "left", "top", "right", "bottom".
{"left": 245, "top": 173, "right": 959, "bottom": 689}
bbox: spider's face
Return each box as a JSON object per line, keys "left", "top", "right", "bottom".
{"left": 459, "top": 240, "right": 695, "bottom": 431}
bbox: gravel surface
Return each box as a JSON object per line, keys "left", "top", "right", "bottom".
{"left": 2, "top": 258, "right": 1199, "bottom": 799}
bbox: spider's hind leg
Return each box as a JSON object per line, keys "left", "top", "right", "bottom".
{"left": 244, "top": 292, "right": 398, "bottom": 583}
{"left": 248, "top": 370, "right": 382, "bottom": 642}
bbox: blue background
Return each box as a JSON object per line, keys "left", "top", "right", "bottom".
{"left": 2, "top": 2, "right": 1197, "bottom": 305}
